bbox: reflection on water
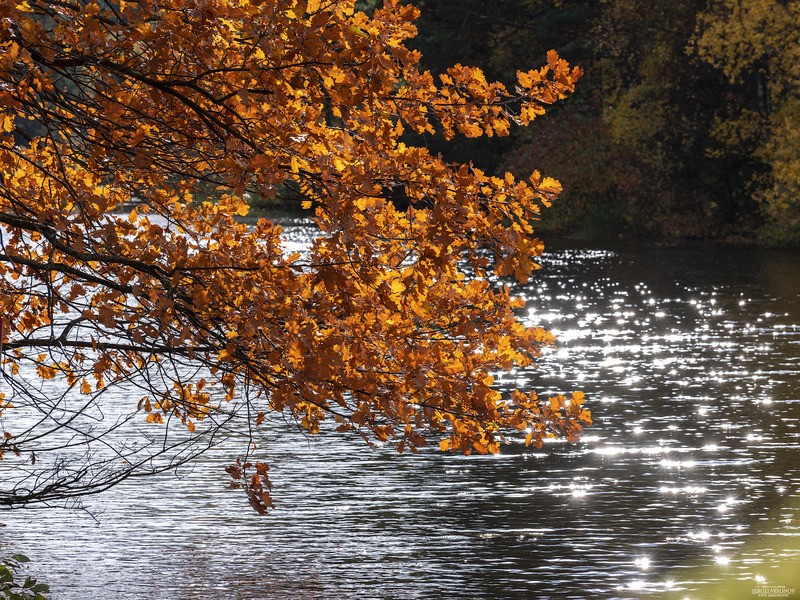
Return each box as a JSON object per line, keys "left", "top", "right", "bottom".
{"left": 2, "top": 228, "right": 800, "bottom": 599}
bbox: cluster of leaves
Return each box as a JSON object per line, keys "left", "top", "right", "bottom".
{"left": 0, "top": 0, "right": 588, "bottom": 509}
{"left": 0, "top": 554, "right": 49, "bottom": 600}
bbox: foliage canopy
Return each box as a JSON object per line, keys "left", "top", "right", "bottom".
{"left": 0, "top": 0, "right": 587, "bottom": 511}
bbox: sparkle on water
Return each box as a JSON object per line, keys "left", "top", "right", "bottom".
{"left": 1, "top": 222, "right": 799, "bottom": 598}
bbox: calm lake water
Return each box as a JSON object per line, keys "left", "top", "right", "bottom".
{"left": 2, "top": 220, "right": 799, "bottom": 599}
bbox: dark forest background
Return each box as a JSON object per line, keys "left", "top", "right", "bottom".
{"left": 393, "top": 0, "right": 800, "bottom": 245}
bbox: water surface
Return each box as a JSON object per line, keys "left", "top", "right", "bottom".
{"left": 2, "top": 226, "right": 799, "bottom": 599}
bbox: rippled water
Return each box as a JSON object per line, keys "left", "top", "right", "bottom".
{"left": 2, "top": 223, "right": 799, "bottom": 599}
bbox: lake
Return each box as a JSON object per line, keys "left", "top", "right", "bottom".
{"left": 1, "top": 220, "right": 799, "bottom": 599}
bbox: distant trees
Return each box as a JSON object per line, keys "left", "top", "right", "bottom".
{"left": 413, "top": 0, "right": 800, "bottom": 244}
{"left": 693, "top": 0, "right": 800, "bottom": 242}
